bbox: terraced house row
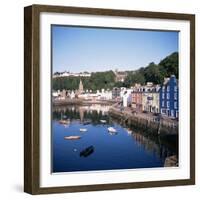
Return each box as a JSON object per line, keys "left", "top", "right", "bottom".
{"left": 131, "top": 75, "right": 179, "bottom": 119}
{"left": 53, "top": 75, "right": 179, "bottom": 119}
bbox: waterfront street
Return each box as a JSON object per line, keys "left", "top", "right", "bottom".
{"left": 112, "top": 106, "right": 178, "bottom": 128}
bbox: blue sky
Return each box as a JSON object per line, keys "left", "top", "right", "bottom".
{"left": 52, "top": 25, "right": 178, "bottom": 73}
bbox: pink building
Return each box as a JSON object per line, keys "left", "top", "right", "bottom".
{"left": 132, "top": 92, "right": 142, "bottom": 111}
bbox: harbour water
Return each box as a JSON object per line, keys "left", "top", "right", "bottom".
{"left": 52, "top": 104, "right": 178, "bottom": 173}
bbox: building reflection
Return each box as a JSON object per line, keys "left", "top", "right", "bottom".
{"left": 53, "top": 105, "right": 111, "bottom": 125}
{"left": 132, "top": 132, "right": 173, "bottom": 161}
{"left": 79, "top": 107, "right": 84, "bottom": 123}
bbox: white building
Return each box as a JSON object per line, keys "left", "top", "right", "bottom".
{"left": 52, "top": 90, "right": 59, "bottom": 97}
{"left": 69, "top": 90, "right": 75, "bottom": 99}
{"left": 98, "top": 89, "right": 112, "bottom": 100}
{"left": 122, "top": 88, "right": 133, "bottom": 107}
{"left": 53, "top": 71, "right": 91, "bottom": 78}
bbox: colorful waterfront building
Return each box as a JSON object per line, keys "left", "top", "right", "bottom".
{"left": 122, "top": 89, "right": 132, "bottom": 107}
{"left": 142, "top": 85, "right": 160, "bottom": 113}
{"left": 132, "top": 92, "right": 143, "bottom": 111}
{"left": 112, "top": 87, "right": 121, "bottom": 100}
{"left": 132, "top": 83, "right": 160, "bottom": 113}
{"left": 132, "top": 84, "right": 143, "bottom": 111}
{"left": 159, "top": 75, "right": 179, "bottom": 118}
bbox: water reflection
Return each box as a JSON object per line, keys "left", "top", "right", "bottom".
{"left": 132, "top": 133, "right": 174, "bottom": 161}
{"left": 112, "top": 116, "right": 178, "bottom": 159}
{"left": 53, "top": 105, "right": 112, "bottom": 126}
{"left": 52, "top": 104, "right": 178, "bottom": 172}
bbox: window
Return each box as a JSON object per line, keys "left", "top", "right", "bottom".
{"left": 167, "top": 93, "right": 170, "bottom": 99}
{"left": 162, "top": 101, "right": 164, "bottom": 107}
{"left": 162, "top": 93, "right": 165, "bottom": 99}
{"left": 174, "top": 92, "right": 177, "bottom": 100}
{"left": 174, "top": 102, "right": 177, "bottom": 109}
{"left": 167, "top": 86, "right": 170, "bottom": 92}
{"left": 167, "top": 101, "right": 170, "bottom": 108}
{"left": 162, "top": 87, "right": 165, "bottom": 92}
{"left": 161, "top": 109, "right": 166, "bottom": 114}
{"left": 174, "top": 86, "right": 177, "bottom": 92}
{"left": 176, "top": 111, "right": 179, "bottom": 118}
{"left": 171, "top": 110, "right": 174, "bottom": 117}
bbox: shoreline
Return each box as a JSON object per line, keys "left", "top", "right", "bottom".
{"left": 53, "top": 99, "right": 178, "bottom": 136}
{"left": 53, "top": 99, "right": 117, "bottom": 106}
{"left": 109, "top": 107, "right": 178, "bottom": 136}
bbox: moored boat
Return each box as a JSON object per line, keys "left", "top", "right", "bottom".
{"left": 80, "top": 128, "right": 87, "bottom": 132}
{"left": 107, "top": 127, "right": 117, "bottom": 133}
{"left": 83, "top": 120, "right": 91, "bottom": 125}
{"left": 59, "top": 119, "right": 70, "bottom": 125}
{"left": 64, "top": 135, "right": 81, "bottom": 140}
{"left": 80, "top": 146, "right": 94, "bottom": 157}
{"left": 126, "top": 128, "right": 132, "bottom": 135}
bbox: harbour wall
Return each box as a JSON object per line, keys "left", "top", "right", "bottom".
{"left": 53, "top": 99, "right": 116, "bottom": 106}
{"left": 109, "top": 107, "right": 178, "bottom": 136}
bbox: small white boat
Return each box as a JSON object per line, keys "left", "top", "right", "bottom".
{"left": 108, "top": 127, "right": 117, "bottom": 133}
{"left": 59, "top": 119, "right": 70, "bottom": 125}
{"left": 80, "top": 128, "right": 87, "bottom": 132}
{"left": 100, "top": 120, "right": 107, "bottom": 123}
{"left": 64, "top": 136, "right": 81, "bottom": 140}
{"left": 125, "top": 128, "right": 132, "bottom": 135}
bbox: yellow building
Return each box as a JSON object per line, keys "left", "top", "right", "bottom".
{"left": 142, "top": 92, "right": 160, "bottom": 113}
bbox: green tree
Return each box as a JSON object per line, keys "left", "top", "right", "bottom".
{"left": 159, "top": 52, "right": 178, "bottom": 78}
{"left": 124, "top": 71, "right": 145, "bottom": 87}
{"left": 144, "top": 62, "right": 163, "bottom": 84}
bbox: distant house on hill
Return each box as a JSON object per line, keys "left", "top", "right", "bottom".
{"left": 53, "top": 71, "right": 91, "bottom": 78}
{"left": 114, "top": 69, "right": 128, "bottom": 82}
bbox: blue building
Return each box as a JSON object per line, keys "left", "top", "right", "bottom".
{"left": 160, "top": 75, "right": 179, "bottom": 118}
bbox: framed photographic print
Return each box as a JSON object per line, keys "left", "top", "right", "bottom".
{"left": 24, "top": 4, "right": 195, "bottom": 194}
